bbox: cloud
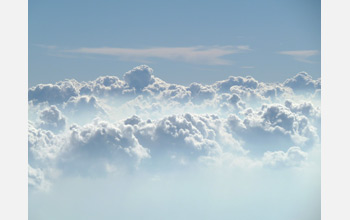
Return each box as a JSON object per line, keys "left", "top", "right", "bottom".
{"left": 123, "top": 65, "right": 155, "bottom": 91}
{"left": 279, "top": 50, "right": 319, "bottom": 63}
{"left": 65, "top": 45, "right": 250, "bottom": 65}
{"left": 29, "top": 80, "right": 80, "bottom": 104}
{"left": 124, "top": 115, "right": 142, "bottom": 126}
{"left": 28, "top": 65, "right": 318, "bottom": 110}
{"left": 28, "top": 113, "right": 246, "bottom": 176}
{"left": 188, "top": 82, "right": 216, "bottom": 104}
{"left": 64, "top": 95, "right": 105, "bottom": 115}
{"left": 283, "top": 72, "right": 321, "bottom": 93}
{"left": 58, "top": 120, "right": 150, "bottom": 175}
{"left": 39, "top": 105, "right": 66, "bottom": 132}
{"left": 28, "top": 165, "right": 50, "bottom": 191}
{"left": 28, "top": 110, "right": 317, "bottom": 185}
{"left": 28, "top": 122, "right": 63, "bottom": 161}
{"left": 227, "top": 103, "right": 319, "bottom": 156}
{"left": 28, "top": 65, "right": 321, "bottom": 190}
{"left": 262, "top": 146, "right": 308, "bottom": 168}
{"left": 214, "top": 75, "right": 259, "bottom": 92}
{"left": 135, "top": 114, "right": 245, "bottom": 161}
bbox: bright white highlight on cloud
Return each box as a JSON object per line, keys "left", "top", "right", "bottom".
{"left": 65, "top": 46, "right": 250, "bottom": 65}
{"left": 279, "top": 50, "right": 319, "bottom": 63}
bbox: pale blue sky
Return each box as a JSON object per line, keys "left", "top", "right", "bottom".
{"left": 29, "top": 0, "right": 320, "bottom": 86}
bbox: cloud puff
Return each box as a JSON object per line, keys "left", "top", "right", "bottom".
{"left": 188, "top": 83, "right": 216, "bottom": 104}
{"left": 28, "top": 122, "right": 62, "bottom": 161}
{"left": 28, "top": 164, "right": 50, "bottom": 191}
{"left": 79, "top": 75, "right": 128, "bottom": 97}
{"left": 39, "top": 105, "right": 66, "bottom": 132}
{"left": 124, "top": 115, "right": 142, "bottom": 126}
{"left": 285, "top": 100, "right": 320, "bottom": 119}
{"left": 136, "top": 114, "right": 244, "bottom": 160}
{"left": 227, "top": 103, "right": 318, "bottom": 156}
{"left": 214, "top": 75, "right": 259, "bottom": 93}
{"left": 123, "top": 65, "right": 155, "bottom": 91}
{"left": 64, "top": 95, "right": 105, "bottom": 115}
{"left": 50, "top": 120, "right": 150, "bottom": 176}
{"left": 29, "top": 80, "right": 80, "bottom": 104}
{"left": 283, "top": 72, "right": 321, "bottom": 93}
{"left": 65, "top": 45, "right": 251, "bottom": 65}
{"left": 262, "top": 146, "right": 308, "bottom": 168}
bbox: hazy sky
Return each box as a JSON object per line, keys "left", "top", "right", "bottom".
{"left": 29, "top": 0, "right": 320, "bottom": 86}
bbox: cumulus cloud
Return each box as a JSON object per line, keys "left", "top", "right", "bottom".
{"left": 58, "top": 120, "right": 150, "bottom": 175}
{"left": 28, "top": 66, "right": 321, "bottom": 190}
{"left": 64, "top": 95, "right": 105, "bottom": 115}
{"left": 65, "top": 45, "right": 251, "bottom": 65}
{"left": 29, "top": 113, "right": 246, "bottom": 176}
{"left": 28, "top": 122, "right": 62, "bottom": 161}
{"left": 283, "top": 72, "right": 321, "bottom": 93}
{"left": 29, "top": 80, "right": 80, "bottom": 104}
{"left": 136, "top": 114, "right": 244, "bottom": 161}
{"left": 39, "top": 105, "right": 66, "bottom": 132}
{"left": 28, "top": 65, "right": 320, "bottom": 111}
{"left": 28, "top": 164, "right": 50, "bottom": 191}
{"left": 79, "top": 75, "right": 129, "bottom": 97}
{"left": 262, "top": 146, "right": 308, "bottom": 168}
{"left": 123, "top": 65, "right": 155, "bottom": 91}
{"left": 214, "top": 75, "right": 259, "bottom": 93}
{"left": 124, "top": 115, "right": 142, "bottom": 126}
{"left": 227, "top": 103, "right": 319, "bottom": 155}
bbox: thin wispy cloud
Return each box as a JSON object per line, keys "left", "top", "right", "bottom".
{"left": 64, "top": 46, "right": 251, "bottom": 65}
{"left": 279, "top": 50, "right": 319, "bottom": 63}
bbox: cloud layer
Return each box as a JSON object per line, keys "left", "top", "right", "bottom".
{"left": 28, "top": 65, "right": 321, "bottom": 190}
{"left": 65, "top": 45, "right": 250, "bottom": 65}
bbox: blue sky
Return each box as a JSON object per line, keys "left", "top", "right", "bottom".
{"left": 29, "top": 0, "right": 320, "bottom": 87}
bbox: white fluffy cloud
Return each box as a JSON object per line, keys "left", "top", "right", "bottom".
{"left": 28, "top": 65, "right": 321, "bottom": 190}
{"left": 283, "top": 72, "right": 321, "bottom": 93}
{"left": 123, "top": 65, "right": 155, "bottom": 91}
{"left": 29, "top": 80, "right": 80, "bottom": 104}
{"left": 227, "top": 103, "right": 318, "bottom": 156}
{"left": 262, "top": 146, "right": 308, "bottom": 168}
{"left": 63, "top": 95, "right": 106, "bottom": 117}
{"left": 28, "top": 122, "right": 62, "bottom": 161}
{"left": 39, "top": 105, "right": 66, "bottom": 132}
{"left": 28, "top": 164, "right": 50, "bottom": 191}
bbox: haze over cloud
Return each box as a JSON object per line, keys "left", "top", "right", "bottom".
{"left": 65, "top": 45, "right": 251, "bottom": 65}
